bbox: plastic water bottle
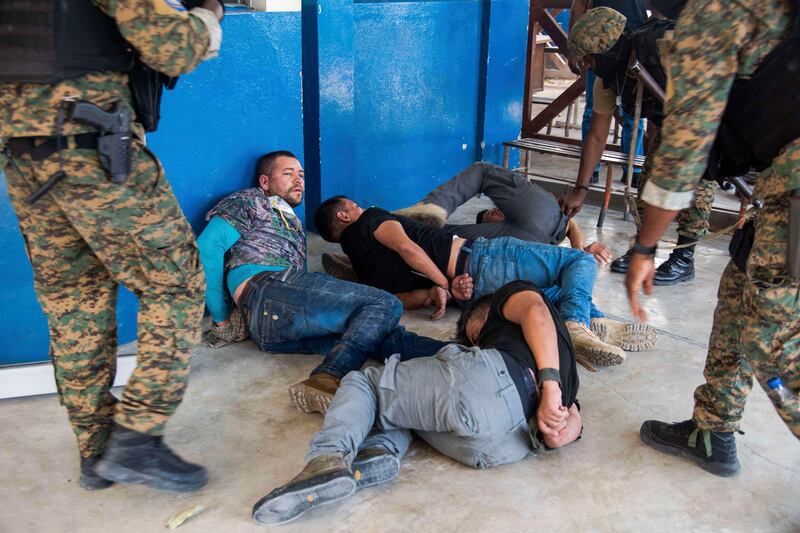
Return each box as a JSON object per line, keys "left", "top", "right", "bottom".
{"left": 766, "top": 377, "right": 797, "bottom": 407}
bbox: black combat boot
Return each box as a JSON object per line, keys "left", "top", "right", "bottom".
{"left": 79, "top": 455, "right": 114, "bottom": 490}
{"left": 94, "top": 424, "right": 208, "bottom": 493}
{"left": 640, "top": 419, "right": 740, "bottom": 477}
{"left": 653, "top": 235, "right": 696, "bottom": 285}
{"left": 610, "top": 249, "right": 633, "bottom": 273}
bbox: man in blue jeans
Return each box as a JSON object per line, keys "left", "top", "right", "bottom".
{"left": 251, "top": 281, "right": 582, "bottom": 526}
{"left": 197, "top": 151, "right": 445, "bottom": 414}
{"left": 315, "top": 196, "right": 658, "bottom": 366}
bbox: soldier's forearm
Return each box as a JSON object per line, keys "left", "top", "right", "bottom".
{"left": 638, "top": 204, "right": 679, "bottom": 247}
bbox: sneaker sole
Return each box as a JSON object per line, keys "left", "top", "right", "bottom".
{"left": 289, "top": 382, "right": 333, "bottom": 415}
{"left": 591, "top": 321, "right": 658, "bottom": 352}
{"left": 639, "top": 422, "right": 740, "bottom": 477}
{"left": 94, "top": 460, "right": 208, "bottom": 493}
{"left": 652, "top": 272, "right": 695, "bottom": 286}
{"left": 252, "top": 473, "right": 356, "bottom": 525}
{"left": 352, "top": 454, "right": 400, "bottom": 490}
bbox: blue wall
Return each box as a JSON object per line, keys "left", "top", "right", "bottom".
{"left": 1, "top": 0, "right": 529, "bottom": 365}
{"left": 0, "top": 11, "right": 303, "bottom": 365}
{"left": 305, "top": 0, "right": 529, "bottom": 222}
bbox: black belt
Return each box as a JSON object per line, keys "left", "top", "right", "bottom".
{"left": 455, "top": 238, "right": 475, "bottom": 276}
{"left": 6, "top": 133, "right": 99, "bottom": 161}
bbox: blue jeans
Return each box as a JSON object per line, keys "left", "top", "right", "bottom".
{"left": 582, "top": 70, "right": 644, "bottom": 176}
{"left": 306, "top": 346, "right": 533, "bottom": 469}
{"left": 242, "top": 271, "right": 446, "bottom": 378}
{"left": 466, "top": 237, "right": 602, "bottom": 326}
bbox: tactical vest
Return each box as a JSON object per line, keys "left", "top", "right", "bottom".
{"left": 595, "top": 17, "right": 674, "bottom": 126}
{"left": 0, "top": 0, "right": 134, "bottom": 83}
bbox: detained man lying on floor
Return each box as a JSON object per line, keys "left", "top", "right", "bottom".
{"left": 314, "top": 196, "right": 657, "bottom": 368}
{"left": 196, "top": 151, "right": 446, "bottom": 415}
{"left": 322, "top": 161, "right": 612, "bottom": 281}
{"left": 251, "top": 281, "right": 582, "bottom": 526}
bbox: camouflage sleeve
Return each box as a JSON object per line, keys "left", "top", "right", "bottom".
{"left": 93, "top": 0, "right": 214, "bottom": 77}
{"left": 642, "top": 0, "right": 753, "bottom": 210}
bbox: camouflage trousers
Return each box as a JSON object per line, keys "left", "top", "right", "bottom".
{"left": 637, "top": 133, "right": 716, "bottom": 240}
{"left": 693, "top": 139, "right": 800, "bottom": 438}
{"left": 3, "top": 136, "right": 205, "bottom": 457}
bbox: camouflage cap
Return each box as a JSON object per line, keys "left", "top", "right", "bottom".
{"left": 568, "top": 7, "right": 627, "bottom": 64}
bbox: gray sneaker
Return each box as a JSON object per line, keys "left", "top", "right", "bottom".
{"left": 252, "top": 453, "right": 356, "bottom": 525}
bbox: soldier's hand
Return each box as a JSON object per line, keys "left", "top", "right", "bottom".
{"left": 560, "top": 188, "right": 587, "bottom": 218}
{"left": 625, "top": 253, "right": 655, "bottom": 322}
{"left": 584, "top": 242, "right": 612, "bottom": 264}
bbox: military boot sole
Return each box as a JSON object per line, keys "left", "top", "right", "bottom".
{"left": 289, "top": 381, "right": 334, "bottom": 415}
{"left": 252, "top": 470, "right": 356, "bottom": 525}
{"left": 578, "top": 345, "right": 626, "bottom": 366}
{"left": 652, "top": 271, "right": 695, "bottom": 286}
{"left": 94, "top": 458, "right": 208, "bottom": 493}
{"left": 591, "top": 320, "right": 657, "bottom": 352}
{"left": 639, "top": 421, "right": 741, "bottom": 477}
{"left": 352, "top": 453, "right": 400, "bottom": 490}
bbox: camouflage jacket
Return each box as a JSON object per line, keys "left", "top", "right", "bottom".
{"left": 0, "top": 0, "right": 218, "bottom": 140}
{"left": 642, "top": 0, "right": 798, "bottom": 210}
{"left": 206, "top": 188, "right": 307, "bottom": 273}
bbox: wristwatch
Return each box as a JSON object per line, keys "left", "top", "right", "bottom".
{"left": 538, "top": 367, "right": 562, "bottom": 388}
{"left": 631, "top": 241, "right": 657, "bottom": 256}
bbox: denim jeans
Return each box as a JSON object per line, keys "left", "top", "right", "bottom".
{"left": 242, "top": 270, "right": 446, "bottom": 378}
{"left": 423, "top": 162, "right": 569, "bottom": 245}
{"left": 306, "top": 345, "right": 533, "bottom": 470}
{"left": 582, "top": 70, "right": 644, "bottom": 176}
{"left": 466, "top": 237, "right": 602, "bottom": 325}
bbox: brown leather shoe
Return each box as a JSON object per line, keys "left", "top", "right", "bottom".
{"left": 288, "top": 373, "right": 341, "bottom": 414}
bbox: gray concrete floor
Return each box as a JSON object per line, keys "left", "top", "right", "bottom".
{"left": 1, "top": 189, "right": 799, "bottom": 532}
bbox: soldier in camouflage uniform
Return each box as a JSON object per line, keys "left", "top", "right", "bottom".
{"left": 626, "top": 0, "right": 799, "bottom": 476}
{"left": 0, "top": 0, "right": 222, "bottom": 491}
{"left": 561, "top": 6, "right": 715, "bottom": 285}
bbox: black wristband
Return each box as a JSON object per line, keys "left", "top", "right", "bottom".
{"left": 538, "top": 367, "right": 562, "bottom": 387}
{"left": 631, "top": 241, "right": 658, "bottom": 256}
{"left": 573, "top": 185, "right": 589, "bottom": 192}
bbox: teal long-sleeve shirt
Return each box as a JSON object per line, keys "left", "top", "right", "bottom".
{"left": 197, "top": 216, "right": 285, "bottom": 323}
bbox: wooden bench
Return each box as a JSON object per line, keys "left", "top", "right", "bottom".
{"left": 503, "top": 137, "right": 646, "bottom": 228}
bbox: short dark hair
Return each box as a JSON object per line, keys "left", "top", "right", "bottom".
{"left": 314, "top": 195, "right": 349, "bottom": 242}
{"left": 455, "top": 294, "right": 493, "bottom": 346}
{"left": 254, "top": 150, "right": 297, "bottom": 185}
{"left": 475, "top": 209, "right": 489, "bottom": 224}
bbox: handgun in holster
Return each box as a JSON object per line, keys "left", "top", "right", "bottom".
{"left": 789, "top": 188, "right": 800, "bottom": 281}
{"left": 70, "top": 101, "right": 132, "bottom": 184}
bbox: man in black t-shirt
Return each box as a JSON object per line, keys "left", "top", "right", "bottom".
{"left": 251, "top": 281, "right": 581, "bottom": 526}
{"left": 315, "top": 196, "right": 658, "bottom": 366}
